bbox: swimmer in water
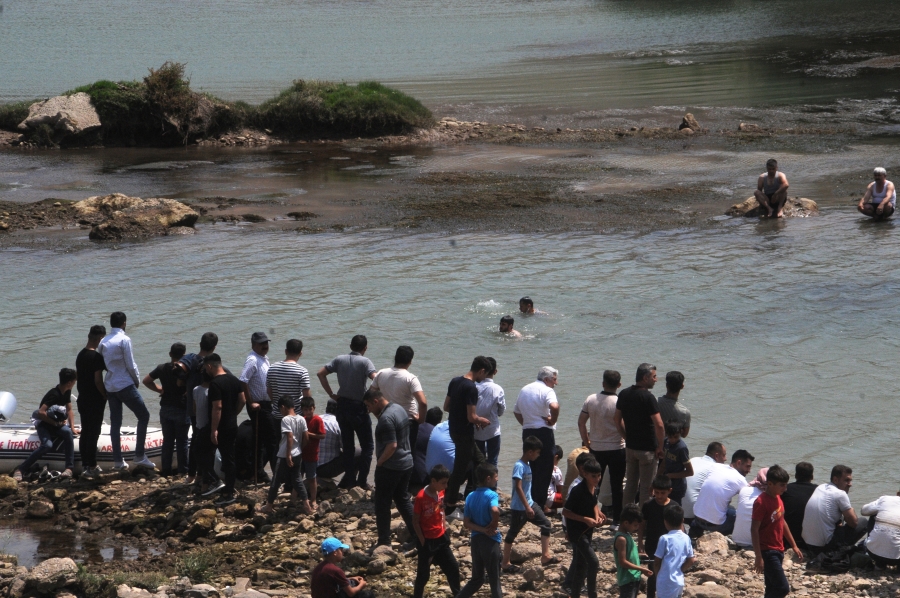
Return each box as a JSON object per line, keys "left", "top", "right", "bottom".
{"left": 754, "top": 158, "right": 790, "bottom": 218}
{"left": 499, "top": 315, "right": 523, "bottom": 339}
{"left": 519, "top": 296, "right": 547, "bottom": 316}
{"left": 858, "top": 167, "right": 896, "bottom": 220}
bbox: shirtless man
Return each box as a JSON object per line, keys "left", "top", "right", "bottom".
{"left": 499, "top": 315, "right": 523, "bottom": 338}
{"left": 858, "top": 167, "right": 896, "bottom": 220}
{"left": 754, "top": 159, "right": 790, "bottom": 218}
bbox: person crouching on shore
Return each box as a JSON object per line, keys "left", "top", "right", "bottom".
{"left": 858, "top": 167, "right": 896, "bottom": 220}
{"left": 311, "top": 537, "right": 371, "bottom": 598}
{"left": 13, "top": 368, "right": 79, "bottom": 481}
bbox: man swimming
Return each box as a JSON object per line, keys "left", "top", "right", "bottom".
{"left": 858, "top": 167, "right": 896, "bottom": 220}
{"left": 499, "top": 315, "right": 523, "bottom": 339}
{"left": 754, "top": 159, "right": 790, "bottom": 218}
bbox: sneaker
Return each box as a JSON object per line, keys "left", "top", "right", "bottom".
{"left": 12, "top": 470, "right": 22, "bottom": 482}
{"left": 214, "top": 494, "right": 236, "bottom": 507}
{"left": 112, "top": 461, "right": 129, "bottom": 472}
{"left": 202, "top": 480, "right": 226, "bottom": 497}
{"left": 132, "top": 457, "right": 157, "bottom": 470}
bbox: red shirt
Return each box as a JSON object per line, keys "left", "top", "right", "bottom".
{"left": 310, "top": 561, "right": 349, "bottom": 598}
{"left": 752, "top": 491, "right": 785, "bottom": 551}
{"left": 303, "top": 415, "right": 325, "bottom": 462}
{"left": 414, "top": 487, "right": 446, "bottom": 539}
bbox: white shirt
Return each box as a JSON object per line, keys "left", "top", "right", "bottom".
{"left": 474, "top": 378, "right": 506, "bottom": 440}
{"left": 693, "top": 463, "right": 748, "bottom": 525}
{"left": 683, "top": 455, "right": 717, "bottom": 519}
{"left": 862, "top": 496, "right": 900, "bottom": 560}
{"left": 318, "top": 413, "right": 342, "bottom": 465}
{"left": 580, "top": 391, "right": 624, "bottom": 451}
{"left": 732, "top": 486, "right": 763, "bottom": 547}
{"left": 514, "top": 380, "right": 558, "bottom": 430}
{"left": 278, "top": 413, "right": 307, "bottom": 459}
{"left": 802, "top": 483, "right": 852, "bottom": 547}
{"left": 193, "top": 386, "right": 210, "bottom": 429}
{"left": 98, "top": 327, "right": 140, "bottom": 392}
{"left": 371, "top": 367, "right": 423, "bottom": 419}
{"left": 239, "top": 351, "right": 270, "bottom": 403}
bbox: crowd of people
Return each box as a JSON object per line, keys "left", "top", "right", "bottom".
{"left": 10, "top": 308, "right": 900, "bottom": 598}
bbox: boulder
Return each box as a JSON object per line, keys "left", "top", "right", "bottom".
{"left": 510, "top": 542, "right": 542, "bottom": 564}
{"left": 8, "top": 577, "right": 26, "bottom": 598}
{"left": 117, "top": 586, "right": 153, "bottom": 598}
{"left": 370, "top": 545, "right": 398, "bottom": 565}
{"left": 184, "top": 509, "right": 217, "bottom": 541}
{"left": 738, "top": 123, "right": 762, "bottom": 132}
{"left": 521, "top": 564, "right": 544, "bottom": 583}
{"left": 233, "top": 591, "right": 268, "bottom": 598}
{"left": 0, "top": 475, "right": 17, "bottom": 497}
{"left": 73, "top": 193, "right": 199, "bottom": 241}
{"left": 348, "top": 487, "right": 367, "bottom": 501}
{"left": 18, "top": 93, "right": 102, "bottom": 136}
{"left": 184, "top": 584, "right": 219, "bottom": 598}
{"left": 685, "top": 585, "right": 731, "bottom": 598}
{"left": 693, "top": 569, "right": 726, "bottom": 584}
{"left": 367, "top": 559, "right": 386, "bottom": 575}
{"left": 726, "top": 196, "right": 819, "bottom": 218}
{"left": 680, "top": 113, "right": 702, "bottom": 131}
{"left": 27, "top": 500, "right": 56, "bottom": 519}
{"left": 234, "top": 578, "right": 251, "bottom": 594}
{"left": 695, "top": 532, "right": 729, "bottom": 556}
{"left": 25, "top": 558, "right": 78, "bottom": 593}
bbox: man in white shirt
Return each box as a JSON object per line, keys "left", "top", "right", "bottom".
{"left": 732, "top": 467, "right": 769, "bottom": 548}
{"left": 474, "top": 357, "right": 505, "bottom": 467}
{"left": 98, "top": 311, "right": 153, "bottom": 471}
{"left": 578, "top": 369, "right": 625, "bottom": 522}
{"left": 861, "top": 490, "right": 900, "bottom": 567}
{"left": 683, "top": 442, "right": 727, "bottom": 524}
{"left": 802, "top": 464, "right": 868, "bottom": 556}
{"left": 693, "top": 449, "right": 754, "bottom": 536}
{"left": 371, "top": 345, "right": 427, "bottom": 458}
{"left": 240, "top": 332, "right": 273, "bottom": 482}
{"left": 514, "top": 366, "right": 560, "bottom": 506}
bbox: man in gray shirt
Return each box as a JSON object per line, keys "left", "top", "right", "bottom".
{"left": 317, "top": 335, "right": 377, "bottom": 489}
{"left": 364, "top": 388, "right": 415, "bottom": 548}
{"left": 657, "top": 371, "right": 691, "bottom": 437}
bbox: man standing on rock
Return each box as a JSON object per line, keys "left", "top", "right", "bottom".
{"left": 615, "top": 363, "right": 665, "bottom": 507}
{"left": 317, "top": 335, "right": 377, "bottom": 489}
{"left": 205, "top": 353, "right": 246, "bottom": 506}
{"left": 364, "top": 388, "right": 415, "bottom": 548}
{"left": 98, "top": 311, "right": 153, "bottom": 471}
{"left": 754, "top": 158, "right": 790, "bottom": 218}
{"left": 514, "top": 366, "right": 561, "bottom": 507}
{"left": 657, "top": 371, "right": 690, "bottom": 438}
{"left": 75, "top": 324, "right": 107, "bottom": 478}
{"left": 857, "top": 167, "right": 896, "bottom": 220}
{"left": 177, "top": 332, "right": 220, "bottom": 485}
{"left": 266, "top": 338, "right": 312, "bottom": 419}
{"left": 240, "top": 332, "right": 273, "bottom": 482}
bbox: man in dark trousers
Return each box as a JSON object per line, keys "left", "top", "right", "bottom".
{"left": 616, "top": 363, "right": 665, "bottom": 507}
{"left": 205, "top": 354, "right": 247, "bottom": 506}
{"left": 13, "top": 368, "right": 79, "bottom": 481}
{"left": 76, "top": 325, "right": 107, "bottom": 478}
{"left": 240, "top": 332, "right": 273, "bottom": 482}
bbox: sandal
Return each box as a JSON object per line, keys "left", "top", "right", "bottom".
{"left": 12, "top": 470, "right": 22, "bottom": 482}
{"left": 541, "top": 557, "right": 560, "bottom": 566}
{"left": 60, "top": 469, "right": 73, "bottom": 479}
{"left": 501, "top": 565, "right": 521, "bottom": 574}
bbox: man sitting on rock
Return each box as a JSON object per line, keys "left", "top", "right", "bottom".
{"left": 754, "top": 159, "right": 790, "bottom": 218}
{"left": 691, "top": 449, "right": 754, "bottom": 537}
{"left": 802, "top": 464, "right": 868, "bottom": 557}
{"left": 857, "top": 167, "right": 896, "bottom": 220}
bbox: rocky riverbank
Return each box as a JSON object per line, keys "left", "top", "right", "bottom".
{"left": 0, "top": 473, "right": 895, "bottom": 598}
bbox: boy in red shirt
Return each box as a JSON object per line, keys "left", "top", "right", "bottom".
{"left": 301, "top": 397, "right": 326, "bottom": 508}
{"left": 412, "top": 464, "right": 461, "bottom": 598}
{"left": 751, "top": 464, "right": 804, "bottom": 598}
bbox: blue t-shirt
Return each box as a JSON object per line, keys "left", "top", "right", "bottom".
{"left": 654, "top": 530, "right": 694, "bottom": 598}
{"left": 464, "top": 486, "right": 502, "bottom": 543}
{"left": 510, "top": 459, "right": 534, "bottom": 510}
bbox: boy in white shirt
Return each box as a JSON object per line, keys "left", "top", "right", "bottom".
{"left": 259, "top": 396, "right": 311, "bottom": 515}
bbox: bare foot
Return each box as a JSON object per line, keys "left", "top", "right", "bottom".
{"left": 258, "top": 503, "right": 275, "bottom": 515}
{"left": 775, "top": 211, "right": 784, "bottom": 218}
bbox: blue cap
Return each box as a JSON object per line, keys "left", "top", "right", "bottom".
{"left": 321, "top": 537, "right": 350, "bottom": 555}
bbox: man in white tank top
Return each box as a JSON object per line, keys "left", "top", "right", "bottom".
{"left": 858, "top": 167, "right": 896, "bottom": 220}
{"left": 754, "top": 158, "right": 790, "bottom": 218}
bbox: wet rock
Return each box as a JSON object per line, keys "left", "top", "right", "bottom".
{"left": 166, "top": 226, "right": 196, "bottom": 236}
{"left": 738, "top": 123, "right": 762, "bottom": 132}
{"left": 680, "top": 113, "right": 702, "bottom": 131}
{"left": 695, "top": 532, "right": 730, "bottom": 556}
{"left": 25, "top": 558, "right": 78, "bottom": 593}
{"left": 73, "top": 193, "right": 199, "bottom": 241}
{"left": 521, "top": 564, "right": 544, "bottom": 583}
{"left": 184, "top": 583, "right": 220, "bottom": 598}
{"left": 0, "top": 476, "right": 17, "bottom": 497}
{"left": 684, "top": 584, "right": 731, "bottom": 598}
{"left": 18, "top": 93, "right": 102, "bottom": 136}
{"left": 510, "top": 542, "right": 542, "bottom": 564}
{"left": 726, "top": 196, "right": 819, "bottom": 218}
{"left": 27, "top": 500, "right": 56, "bottom": 519}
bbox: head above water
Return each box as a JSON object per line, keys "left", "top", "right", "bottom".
{"left": 499, "top": 315, "right": 515, "bottom": 333}
{"left": 519, "top": 296, "right": 534, "bottom": 313}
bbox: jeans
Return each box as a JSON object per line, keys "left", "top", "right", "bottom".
{"left": 447, "top": 430, "right": 485, "bottom": 507}
{"left": 159, "top": 405, "right": 190, "bottom": 475}
{"left": 76, "top": 397, "right": 106, "bottom": 468}
{"left": 623, "top": 448, "right": 658, "bottom": 507}
{"left": 248, "top": 402, "right": 278, "bottom": 477}
{"left": 505, "top": 508, "right": 552, "bottom": 543}
{"left": 806, "top": 517, "right": 870, "bottom": 555}
{"left": 590, "top": 447, "right": 626, "bottom": 521}
{"left": 107, "top": 385, "right": 150, "bottom": 462}
{"left": 336, "top": 399, "right": 374, "bottom": 487}
{"left": 457, "top": 534, "right": 502, "bottom": 598}
{"left": 194, "top": 426, "right": 221, "bottom": 486}
{"left": 569, "top": 532, "right": 598, "bottom": 598}
{"left": 216, "top": 427, "right": 238, "bottom": 495}
{"left": 374, "top": 466, "right": 415, "bottom": 546}
{"left": 694, "top": 507, "right": 737, "bottom": 536}
{"left": 475, "top": 435, "right": 501, "bottom": 467}
{"left": 619, "top": 581, "right": 640, "bottom": 598}
{"left": 523, "top": 428, "right": 555, "bottom": 507}
{"left": 18, "top": 422, "right": 75, "bottom": 472}
{"left": 414, "top": 532, "right": 461, "bottom": 598}
{"left": 761, "top": 550, "right": 789, "bottom": 598}
{"left": 267, "top": 457, "right": 308, "bottom": 504}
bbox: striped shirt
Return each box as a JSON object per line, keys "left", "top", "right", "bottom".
{"left": 240, "top": 351, "right": 270, "bottom": 403}
{"left": 266, "top": 360, "right": 311, "bottom": 417}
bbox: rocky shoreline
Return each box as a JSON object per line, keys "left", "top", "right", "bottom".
{"left": 0, "top": 473, "right": 894, "bottom": 598}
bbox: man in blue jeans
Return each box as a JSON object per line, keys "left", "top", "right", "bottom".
{"left": 317, "top": 335, "right": 377, "bottom": 489}
{"left": 98, "top": 311, "right": 153, "bottom": 471}
{"left": 13, "top": 368, "right": 79, "bottom": 481}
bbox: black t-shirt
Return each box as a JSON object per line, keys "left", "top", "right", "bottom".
{"left": 616, "top": 385, "right": 660, "bottom": 451}
{"left": 564, "top": 479, "right": 599, "bottom": 539}
{"left": 149, "top": 362, "right": 186, "bottom": 408}
{"left": 75, "top": 348, "right": 106, "bottom": 403}
{"left": 641, "top": 498, "right": 670, "bottom": 554}
{"left": 40, "top": 387, "right": 71, "bottom": 409}
{"left": 208, "top": 373, "right": 242, "bottom": 431}
{"left": 782, "top": 481, "right": 818, "bottom": 544}
{"left": 446, "top": 376, "right": 479, "bottom": 436}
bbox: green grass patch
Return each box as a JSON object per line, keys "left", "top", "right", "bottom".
{"left": 174, "top": 550, "right": 218, "bottom": 584}
{"left": 0, "top": 100, "right": 33, "bottom": 131}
